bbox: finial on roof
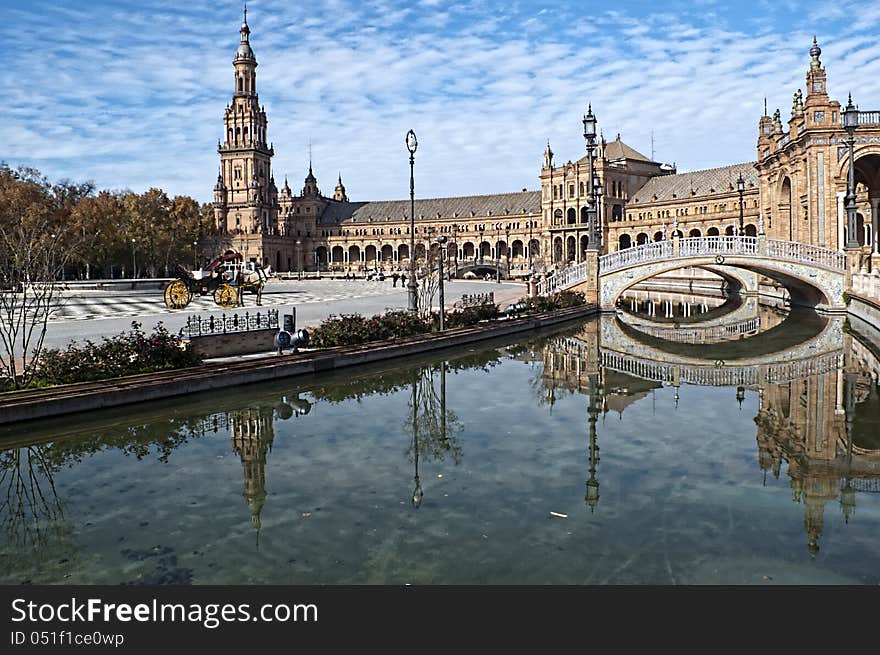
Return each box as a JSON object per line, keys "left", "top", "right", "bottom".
{"left": 810, "top": 36, "right": 822, "bottom": 69}
{"left": 764, "top": 97, "right": 768, "bottom": 116}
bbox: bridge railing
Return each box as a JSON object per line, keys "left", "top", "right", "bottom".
{"left": 767, "top": 239, "right": 846, "bottom": 271}
{"left": 538, "top": 235, "right": 846, "bottom": 295}
{"left": 536, "top": 260, "right": 589, "bottom": 296}
{"left": 598, "top": 240, "right": 673, "bottom": 275}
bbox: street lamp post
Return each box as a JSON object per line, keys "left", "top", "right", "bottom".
{"left": 843, "top": 94, "right": 860, "bottom": 248}
{"left": 406, "top": 129, "right": 419, "bottom": 312}
{"left": 296, "top": 239, "right": 302, "bottom": 279}
{"left": 527, "top": 211, "right": 534, "bottom": 275}
{"left": 505, "top": 226, "right": 511, "bottom": 279}
{"left": 130, "top": 238, "right": 137, "bottom": 279}
{"left": 594, "top": 178, "right": 603, "bottom": 250}
{"left": 478, "top": 227, "right": 484, "bottom": 263}
{"left": 736, "top": 173, "right": 746, "bottom": 236}
{"left": 193, "top": 241, "right": 198, "bottom": 269}
{"left": 436, "top": 235, "right": 447, "bottom": 330}
{"left": 582, "top": 105, "right": 600, "bottom": 251}
{"left": 495, "top": 224, "right": 501, "bottom": 283}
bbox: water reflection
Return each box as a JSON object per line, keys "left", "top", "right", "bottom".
{"left": 540, "top": 308, "right": 880, "bottom": 558}
{"left": 1, "top": 309, "right": 879, "bottom": 583}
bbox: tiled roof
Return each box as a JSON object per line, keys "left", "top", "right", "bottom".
{"left": 631, "top": 162, "right": 758, "bottom": 203}
{"left": 576, "top": 136, "right": 653, "bottom": 164}
{"left": 319, "top": 190, "right": 541, "bottom": 224}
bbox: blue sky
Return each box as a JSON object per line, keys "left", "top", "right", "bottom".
{"left": 2, "top": 0, "right": 879, "bottom": 203}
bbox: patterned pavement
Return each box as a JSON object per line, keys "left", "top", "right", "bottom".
{"left": 49, "top": 281, "right": 404, "bottom": 322}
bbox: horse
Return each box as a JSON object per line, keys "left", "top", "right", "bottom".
{"left": 236, "top": 265, "right": 268, "bottom": 306}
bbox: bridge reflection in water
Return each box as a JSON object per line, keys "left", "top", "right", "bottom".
{"left": 539, "top": 310, "right": 880, "bottom": 558}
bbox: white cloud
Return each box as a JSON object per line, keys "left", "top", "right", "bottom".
{"left": 1, "top": 0, "right": 878, "bottom": 203}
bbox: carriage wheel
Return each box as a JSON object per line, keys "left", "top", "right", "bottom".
{"left": 214, "top": 283, "right": 238, "bottom": 308}
{"left": 163, "top": 279, "right": 192, "bottom": 309}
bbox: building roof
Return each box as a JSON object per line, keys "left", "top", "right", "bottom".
{"left": 631, "top": 162, "right": 758, "bottom": 204}
{"left": 319, "top": 190, "right": 541, "bottom": 224}
{"left": 576, "top": 135, "right": 653, "bottom": 165}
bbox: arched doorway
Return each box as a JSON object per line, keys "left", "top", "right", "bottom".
{"left": 331, "top": 245, "right": 344, "bottom": 264}
{"left": 553, "top": 237, "right": 563, "bottom": 263}
{"left": 511, "top": 240, "right": 524, "bottom": 258}
{"left": 566, "top": 235, "right": 576, "bottom": 262}
{"left": 365, "top": 244, "right": 377, "bottom": 262}
{"left": 744, "top": 224, "right": 758, "bottom": 237}
{"left": 636, "top": 232, "right": 649, "bottom": 245}
{"left": 398, "top": 243, "right": 409, "bottom": 261}
{"left": 619, "top": 234, "right": 632, "bottom": 250}
{"left": 653, "top": 231, "right": 664, "bottom": 242}
{"left": 580, "top": 234, "right": 589, "bottom": 258}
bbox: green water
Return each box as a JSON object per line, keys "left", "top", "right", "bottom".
{"left": 1, "top": 311, "right": 879, "bottom": 584}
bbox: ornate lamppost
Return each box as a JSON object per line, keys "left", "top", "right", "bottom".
{"left": 583, "top": 105, "right": 600, "bottom": 251}
{"left": 436, "top": 235, "right": 447, "bottom": 330}
{"left": 504, "top": 226, "right": 511, "bottom": 279}
{"left": 296, "top": 239, "right": 302, "bottom": 279}
{"left": 843, "top": 95, "right": 860, "bottom": 248}
{"left": 478, "top": 226, "right": 484, "bottom": 263}
{"left": 585, "top": 371, "right": 602, "bottom": 512}
{"left": 527, "top": 211, "right": 534, "bottom": 275}
{"left": 406, "top": 129, "right": 419, "bottom": 312}
{"left": 192, "top": 241, "right": 198, "bottom": 269}
{"left": 737, "top": 173, "right": 746, "bottom": 236}
{"left": 594, "top": 175, "right": 603, "bottom": 251}
{"left": 495, "top": 224, "right": 501, "bottom": 283}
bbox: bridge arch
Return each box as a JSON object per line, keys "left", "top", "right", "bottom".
{"left": 536, "top": 237, "right": 846, "bottom": 312}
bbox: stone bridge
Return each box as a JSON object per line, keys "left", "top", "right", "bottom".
{"left": 536, "top": 235, "right": 848, "bottom": 312}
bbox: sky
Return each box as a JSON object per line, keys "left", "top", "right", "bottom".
{"left": 2, "top": 0, "right": 880, "bottom": 204}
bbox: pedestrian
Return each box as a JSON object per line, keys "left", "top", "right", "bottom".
{"left": 401, "top": 273, "right": 407, "bottom": 287}
{"left": 392, "top": 272, "right": 399, "bottom": 287}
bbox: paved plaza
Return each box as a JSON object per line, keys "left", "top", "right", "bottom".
{"left": 42, "top": 278, "right": 525, "bottom": 350}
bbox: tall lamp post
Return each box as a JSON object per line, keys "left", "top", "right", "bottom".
{"left": 583, "top": 105, "right": 600, "bottom": 251}
{"left": 130, "top": 238, "right": 137, "bottom": 279}
{"left": 736, "top": 173, "right": 746, "bottom": 236}
{"left": 594, "top": 176, "right": 603, "bottom": 250}
{"left": 436, "top": 235, "right": 447, "bottom": 330}
{"left": 478, "top": 226, "right": 484, "bottom": 263}
{"left": 504, "top": 226, "right": 511, "bottom": 279}
{"left": 193, "top": 241, "right": 198, "bottom": 269}
{"left": 527, "top": 211, "right": 534, "bottom": 275}
{"left": 296, "top": 239, "right": 302, "bottom": 279}
{"left": 843, "top": 94, "right": 860, "bottom": 248}
{"left": 406, "top": 129, "right": 419, "bottom": 312}
{"left": 495, "top": 224, "right": 501, "bottom": 283}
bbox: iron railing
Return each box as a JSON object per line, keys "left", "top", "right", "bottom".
{"left": 179, "top": 309, "right": 278, "bottom": 338}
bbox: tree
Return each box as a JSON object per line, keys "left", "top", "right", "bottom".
{"left": 417, "top": 242, "right": 442, "bottom": 320}
{"left": 0, "top": 164, "right": 88, "bottom": 388}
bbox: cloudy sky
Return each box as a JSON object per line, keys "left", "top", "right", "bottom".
{"left": 2, "top": 0, "right": 879, "bottom": 203}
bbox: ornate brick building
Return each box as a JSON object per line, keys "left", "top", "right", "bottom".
{"left": 211, "top": 12, "right": 879, "bottom": 276}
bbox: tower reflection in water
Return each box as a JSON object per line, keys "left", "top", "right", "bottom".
{"left": 540, "top": 303, "right": 880, "bottom": 557}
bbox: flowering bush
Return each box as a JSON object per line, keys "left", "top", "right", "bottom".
{"left": 35, "top": 321, "right": 202, "bottom": 385}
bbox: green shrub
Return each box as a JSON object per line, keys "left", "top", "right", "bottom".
{"left": 441, "top": 303, "right": 498, "bottom": 329}
{"left": 518, "top": 289, "right": 586, "bottom": 314}
{"left": 35, "top": 321, "right": 203, "bottom": 386}
{"left": 308, "top": 311, "right": 431, "bottom": 348}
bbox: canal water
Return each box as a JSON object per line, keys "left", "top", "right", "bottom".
{"left": 1, "top": 305, "right": 879, "bottom": 584}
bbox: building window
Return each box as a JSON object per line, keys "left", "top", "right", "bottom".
{"left": 569, "top": 184, "right": 575, "bottom": 198}
{"left": 814, "top": 111, "right": 825, "bottom": 122}
{"left": 234, "top": 167, "right": 242, "bottom": 180}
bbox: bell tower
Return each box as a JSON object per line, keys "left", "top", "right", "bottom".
{"left": 214, "top": 6, "right": 277, "bottom": 237}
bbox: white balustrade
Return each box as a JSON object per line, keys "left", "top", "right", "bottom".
{"left": 537, "top": 236, "right": 846, "bottom": 296}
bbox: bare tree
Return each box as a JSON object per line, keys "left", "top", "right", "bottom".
{"left": 417, "top": 243, "right": 442, "bottom": 320}
{"left": 0, "top": 165, "right": 89, "bottom": 388}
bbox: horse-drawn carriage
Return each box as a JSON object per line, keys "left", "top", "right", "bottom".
{"left": 163, "top": 250, "right": 269, "bottom": 309}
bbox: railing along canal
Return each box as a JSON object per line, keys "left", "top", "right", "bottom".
{"left": 179, "top": 309, "right": 279, "bottom": 338}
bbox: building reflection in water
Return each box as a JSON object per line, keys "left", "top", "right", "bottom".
{"left": 224, "top": 395, "right": 311, "bottom": 540}
{"left": 539, "top": 312, "right": 880, "bottom": 557}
